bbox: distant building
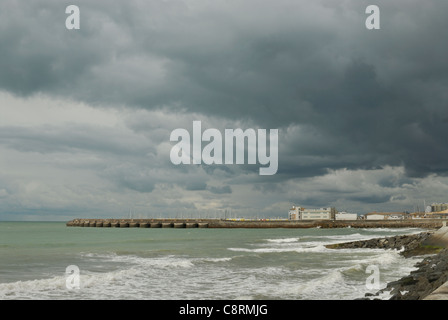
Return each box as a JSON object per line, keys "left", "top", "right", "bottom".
{"left": 364, "top": 212, "right": 406, "bottom": 220}
{"left": 412, "top": 209, "right": 448, "bottom": 219}
{"left": 335, "top": 212, "right": 358, "bottom": 220}
{"left": 288, "top": 206, "right": 336, "bottom": 220}
{"left": 302, "top": 207, "right": 335, "bottom": 220}
{"left": 431, "top": 203, "right": 448, "bottom": 213}
{"left": 366, "top": 214, "right": 385, "bottom": 220}
{"left": 288, "top": 206, "right": 300, "bottom": 220}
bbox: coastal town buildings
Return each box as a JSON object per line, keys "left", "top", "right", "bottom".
{"left": 288, "top": 202, "right": 448, "bottom": 221}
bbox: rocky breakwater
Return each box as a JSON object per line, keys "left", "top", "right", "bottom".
{"left": 325, "top": 231, "right": 448, "bottom": 300}
{"left": 325, "top": 232, "right": 433, "bottom": 257}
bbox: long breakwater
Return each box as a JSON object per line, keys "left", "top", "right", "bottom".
{"left": 66, "top": 218, "right": 445, "bottom": 229}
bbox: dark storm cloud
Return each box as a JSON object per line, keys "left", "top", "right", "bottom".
{"left": 207, "top": 185, "right": 231, "bottom": 194}
{"left": 347, "top": 194, "right": 391, "bottom": 204}
{"left": 0, "top": 124, "right": 152, "bottom": 156}
{"left": 1, "top": 0, "right": 448, "bottom": 182}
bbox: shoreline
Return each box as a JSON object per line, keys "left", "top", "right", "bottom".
{"left": 325, "top": 231, "right": 448, "bottom": 300}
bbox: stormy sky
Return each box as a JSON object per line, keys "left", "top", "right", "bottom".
{"left": 1, "top": 0, "right": 448, "bottom": 220}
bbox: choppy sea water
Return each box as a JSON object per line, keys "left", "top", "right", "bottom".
{"left": 0, "top": 222, "right": 426, "bottom": 300}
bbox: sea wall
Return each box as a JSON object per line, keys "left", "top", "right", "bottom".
{"left": 66, "top": 218, "right": 445, "bottom": 229}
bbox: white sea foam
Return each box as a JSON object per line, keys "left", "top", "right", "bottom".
{"left": 337, "top": 251, "right": 403, "bottom": 275}
{"left": 325, "top": 233, "right": 364, "bottom": 240}
{"left": 266, "top": 237, "right": 301, "bottom": 243}
{"left": 361, "top": 227, "right": 423, "bottom": 234}
{"left": 195, "top": 257, "right": 233, "bottom": 263}
{"left": 301, "top": 233, "right": 378, "bottom": 244}
{"left": 82, "top": 252, "right": 195, "bottom": 268}
{"left": 0, "top": 266, "right": 147, "bottom": 300}
{"left": 0, "top": 276, "right": 66, "bottom": 299}
{"left": 227, "top": 243, "right": 329, "bottom": 254}
{"left": 273, "top": 269, "right": 367, "bottom": 300}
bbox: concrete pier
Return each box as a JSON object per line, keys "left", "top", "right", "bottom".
{"left": 66, "top": 218, "right": 445, "bottom": 229}
{"left": 174, "top": 223, "right": 186, "bottom": 228}
{"left": 119, "top": 222, "right": 129, "bottom": 228}
{"left": 186, "top": 223, "right": 198, "bottom": 228}
{"left": 162, "top": 222, "right": 173, "bottom": 228}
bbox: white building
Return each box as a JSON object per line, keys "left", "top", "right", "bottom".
{"left": 335, "top": 212, "right": 358, "bottom": 220}
{"left": 289, "top": 206, "right": 336, "bottom": 220}
{"left": 301, "top": 208, "right": 333, "bottom": 220}
{"left": 364, "top": 212, "right": 407, "bottom": 220}
{"left": 366, "top": 214, "right": 386, "bottom": 220}
{"left": 289, "top": 206, "right": 300, "bottom": 220}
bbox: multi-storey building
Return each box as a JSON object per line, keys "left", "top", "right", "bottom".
{"left": 288, "top": 206, "right": 336, "bottom": 220}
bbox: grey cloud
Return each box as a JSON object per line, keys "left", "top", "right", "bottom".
{"left": 184, "top": 180, "right": 207, "bottom": 191}
{"left": 207, "top": 185, "right": 231, "bottom": 194}
{"left": 0, "top": 124, "right": 152, "bottom": 156}
{"left": 2, "top": 0, "right": 448, "bottom": 218}
{"left": 347, "top": 194, "right": 391, "bottom": 204}
{"left": 102, "top": 163, "right": 157, "bottom": 193}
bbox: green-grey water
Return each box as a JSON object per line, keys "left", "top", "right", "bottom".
{"left": 0, "top": 222, "right": 426, "bottom": 299}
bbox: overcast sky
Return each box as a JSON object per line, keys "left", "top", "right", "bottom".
{"left": 1, "top": 0, "right": 448, "bottom": 221}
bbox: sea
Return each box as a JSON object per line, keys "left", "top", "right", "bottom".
{"left": 0, "top": 222, "right": 427, "bottom": 300}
